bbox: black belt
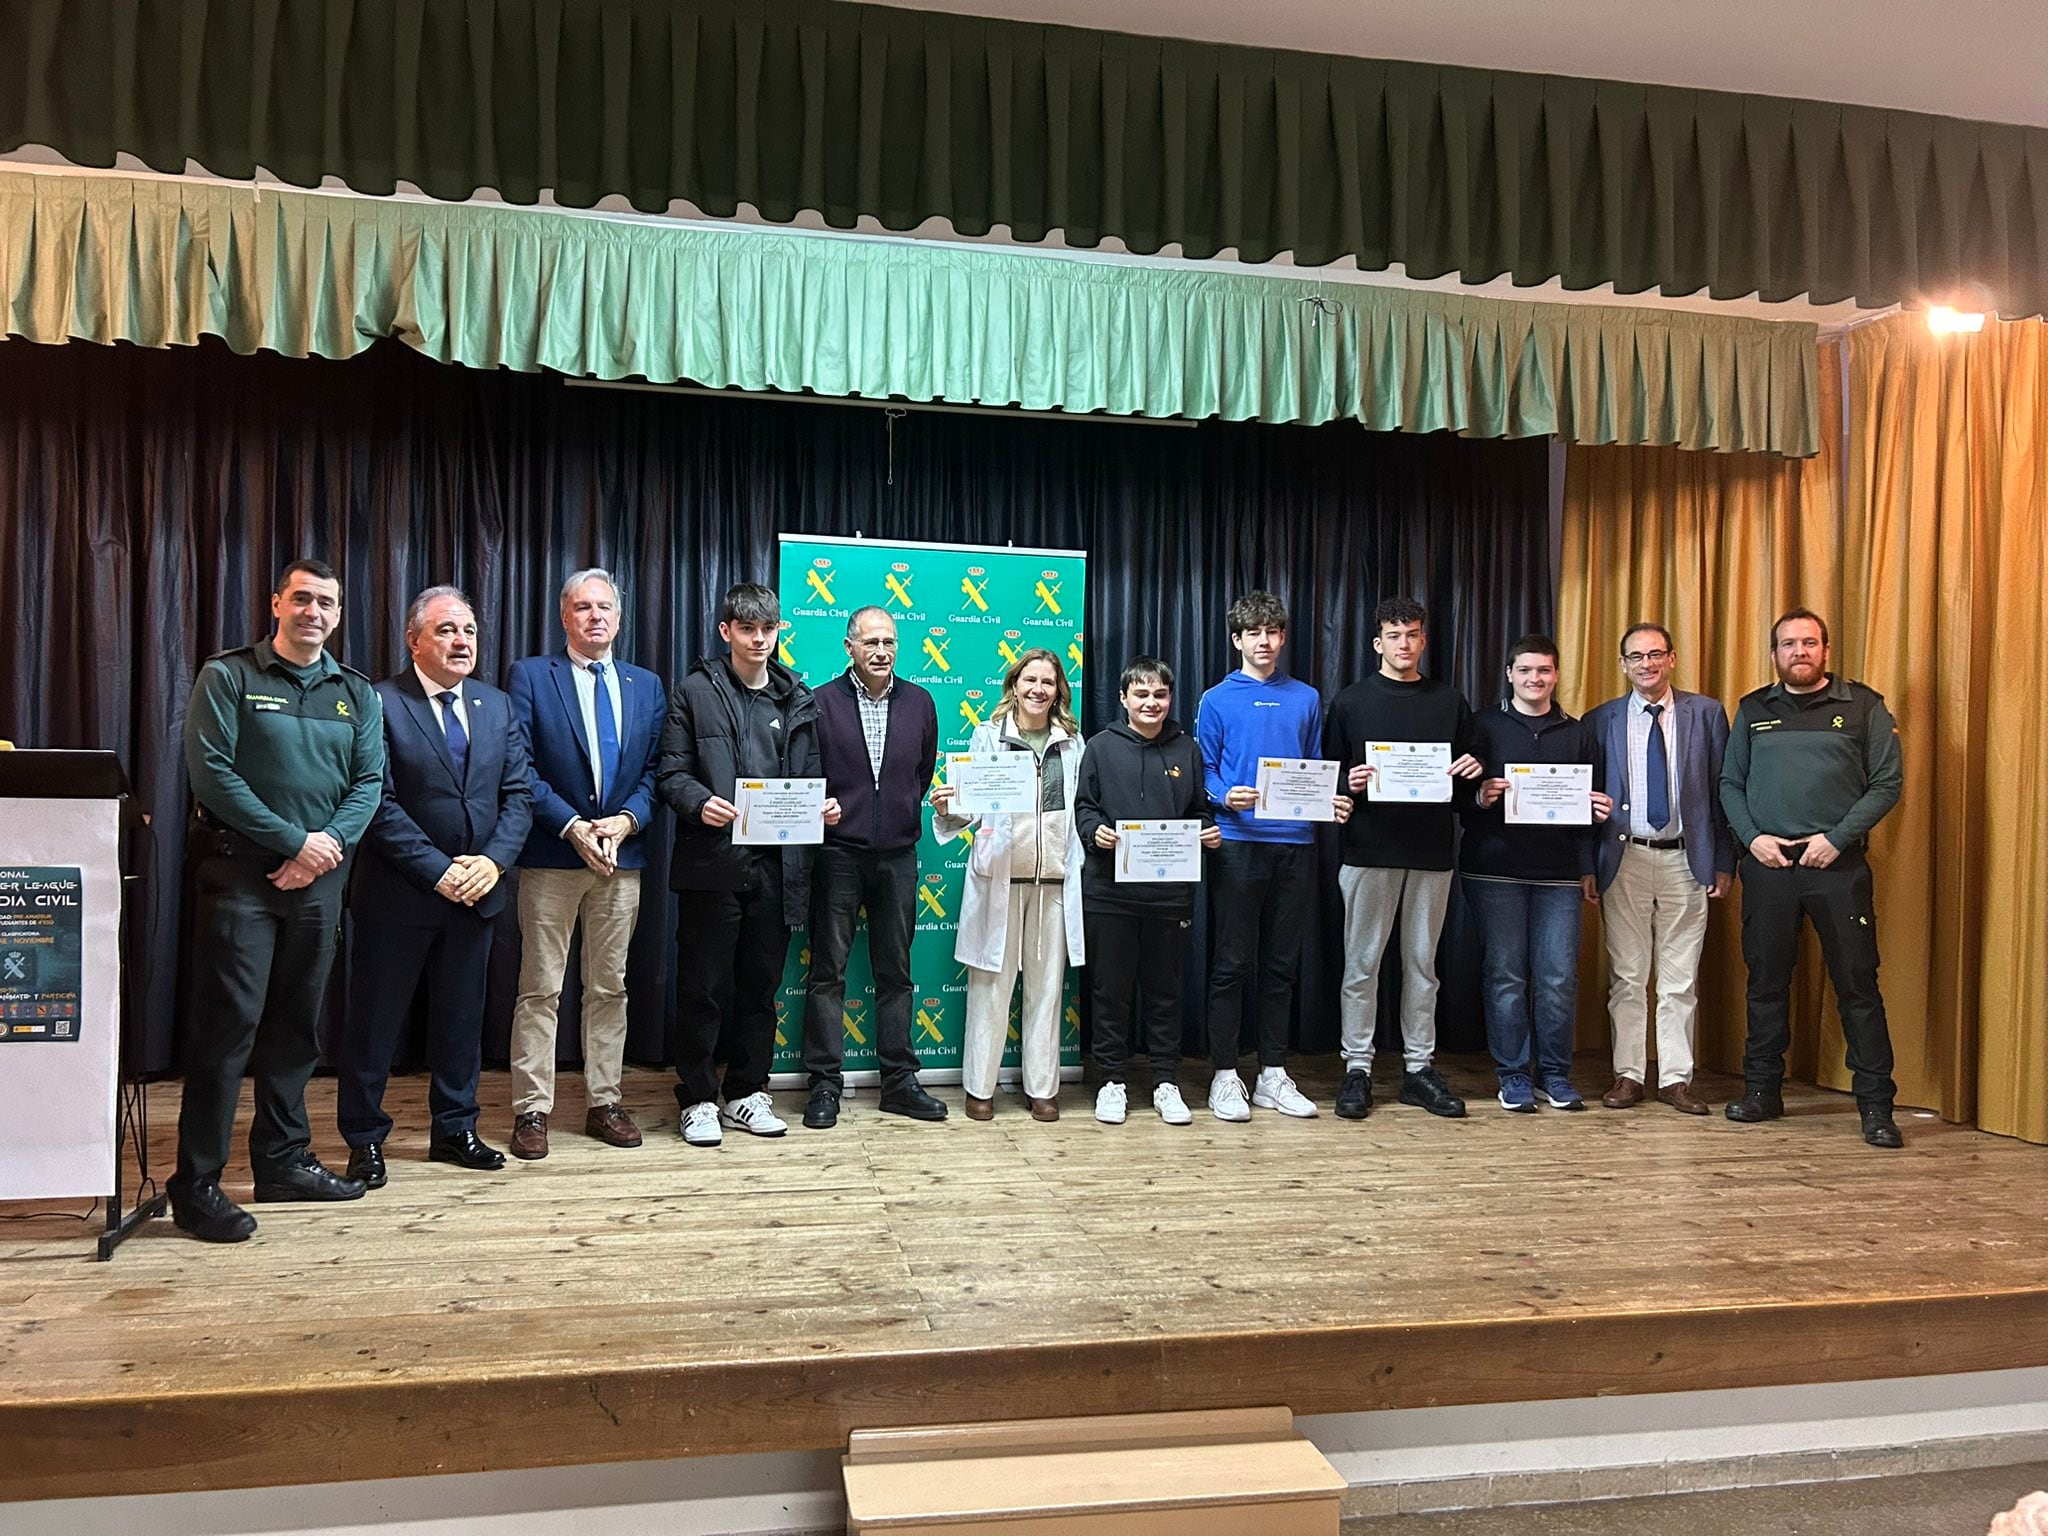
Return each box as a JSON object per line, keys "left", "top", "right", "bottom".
{"left": 1626, "top": 835, "right": 1685, "bottom": 851}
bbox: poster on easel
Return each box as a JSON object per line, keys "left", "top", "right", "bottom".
{"left": 0, "top": 800, "right": 120, "bottom": 1200}
{"left": 773, "top": 534, "right": 1087, "bottom": 1084}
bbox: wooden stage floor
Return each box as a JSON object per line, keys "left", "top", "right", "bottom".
{"left": 6, "top": 1056, "right": 2048, "bottom": 1501}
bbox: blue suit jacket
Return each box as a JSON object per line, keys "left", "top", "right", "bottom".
{"left": 508, "top": 651, "right": 663, "bottom": 870}
{"left": 353, "top": 671, "right": 534, "bottom": 923}
{"left": 1586, "top": 688, "right": 1736, "bottom": 893}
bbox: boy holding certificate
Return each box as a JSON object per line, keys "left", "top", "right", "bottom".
{"left": 1462, "top": 634, "right": 1611, "bottom": 1114}
{"left": 1321, "top": 597, "right": 1485, "bottom": 1120}
{"left": 1074, "top": 657, "right": 1221, "bottom": 1125}
{"left": 1195, "top": 591, "right": 1348, "bottom": 1122}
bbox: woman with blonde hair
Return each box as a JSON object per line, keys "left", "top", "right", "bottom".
{"left": 933, "top": 648, "right": 1087, "bottom": 1121}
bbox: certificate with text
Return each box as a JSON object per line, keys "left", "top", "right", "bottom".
{"left": 1253, "top": 758, "right": 1340, "bottom": 821}
{"left": 1115, "top": 820, "right": 1204, "bottom": 883}
{"left": 1504, "top": 762, "right": 1593, "bottom": 825}
{"left": 732, "top": 778, "right": 826, "bottom": 845}
{"left": 945, "top": 752, "right": 1038, "bottom": 816}
{"left": 1365, "top": 741, "right": 1453, "bottom": 803}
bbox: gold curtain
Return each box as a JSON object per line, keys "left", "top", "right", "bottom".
{"left": 1559, "top": 317, "right": 2048, "bottom": 1142}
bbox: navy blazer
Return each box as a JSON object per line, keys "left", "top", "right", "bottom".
{"left": 1586, "top": 688, "right": 1736, "bottom": 893}
{"left": 508, "top": 651, "right": 664, "bottom": 870}
{"left": 353, "top": 670, "right": 534, "bottom": 923}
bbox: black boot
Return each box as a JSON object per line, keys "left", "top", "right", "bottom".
{"left": 1723, "top": 1088, "right": 1786, "bottom": 1123}
{"left": 1859, "top": 1103, "right": 1904, "bottom": 1149}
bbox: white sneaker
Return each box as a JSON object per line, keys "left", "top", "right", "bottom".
{"left": 1209, "top": 1071, "right": 1251, "bottom": 1123}
{"left": 1094, "top": 1083, "right": 1128, "bottom": 1124}
{"left": 719, "top": 1091, "right": 788, "bottom": 1137}
{"left": 680, "top": 1101, "right": 723, "bottom": 1147}
{"left": 1253, "top": 1067, "right": 1319, "bottom": 1118}
{"left": 1153, "top": 1084, "right": 1194, "bottom": 1125}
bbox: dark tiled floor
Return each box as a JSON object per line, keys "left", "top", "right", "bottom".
{"left": 1353, "top": 1462, "right": 2048, "bottom": 1534}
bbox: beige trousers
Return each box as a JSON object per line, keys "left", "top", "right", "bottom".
{"left": 509, "top": 867, "right": 642, "bottom": 1115}
{"left": 1601, "top": 843, "right": 1710, "bottom": 1087}
{"left": 961, "top": 883, "right": 1068, "bottom": 1101}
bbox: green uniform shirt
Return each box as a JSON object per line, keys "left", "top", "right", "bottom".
{"left": 183, "top": 638, "right": 386, "bottom": 858}
{"left": 1718, "top": 673, "right": 1902, "bottom": 852}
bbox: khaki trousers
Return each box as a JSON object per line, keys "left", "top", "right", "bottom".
{"left": 1601, "top": 843, "right": 1709, "bottom": 1087}
{"left": 509, "top": 867, "right": 642, "bottom": 1115}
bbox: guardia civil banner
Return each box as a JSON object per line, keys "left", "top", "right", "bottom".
{"left": 773, "top": 535, "right": 1087, "bottom": 1083}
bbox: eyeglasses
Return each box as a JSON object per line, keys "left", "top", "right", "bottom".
{"left": 1621, "top": 649, "right": 1673, "bottom": 665}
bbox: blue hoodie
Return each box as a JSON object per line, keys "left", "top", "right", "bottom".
{"left": 1195, "top": 669, "right": 1324, "bottom": 844}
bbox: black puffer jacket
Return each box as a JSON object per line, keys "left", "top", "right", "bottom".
{"left": 656, "top": 656, "right": 820, "bottom": 923}
{"left": 1072, "top": 719, "right": 1214, "bottom": 917}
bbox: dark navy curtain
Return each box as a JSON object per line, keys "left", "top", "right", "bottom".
{"left": 0, "top": 337, "right": 1550, "bottom": 1074}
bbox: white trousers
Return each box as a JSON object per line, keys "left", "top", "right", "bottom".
{"left": 961, "top": 882, "right": 1067, "bottom": 1100}
{"left": 1337, "top": 865, "right": 1453, "bottom": 1072}
{"left": 1601, "top": 843, "right": 1710, "bottom": 1087}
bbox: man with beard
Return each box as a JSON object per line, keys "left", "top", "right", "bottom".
{"left": 1720, "top": 608, "right": 1905, "bottom": 1148}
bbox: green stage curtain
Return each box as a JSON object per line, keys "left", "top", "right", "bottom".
{"left": 0, "top": 169, "right": 1819, "bottom": 454}
{"left": 4, "top": 0, "right": 2044, "bottom": 317}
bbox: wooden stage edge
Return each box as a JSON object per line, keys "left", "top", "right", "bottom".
{"left": 11, "top": 1289, "right": 2048, "bottom": 1502}
{"left": 7, "top": 1060, "right": 2048, "bottom": 1502}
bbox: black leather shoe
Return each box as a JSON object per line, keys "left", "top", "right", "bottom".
{"left": 1724, "top": 1089, "right": 1786, "bottom": 1123}
{"left": 253, "top": 1156, "right": 367, "bottom": 1203}
{"left": 428, "top": 1130, "right": 508, "bottom": 1170}
{"left": 346, "top": 1143, "right": 388, "bottom": 1190}
{"left": 803, "top": 1084, "right": 841, "bottom": 1130}
{"left": 879, "top": 1081, "right": 948, "bottom": 1121}
{"left": 170, "top": 1179, "right": 258, "bottom": 1243}
{"left": 1398, "top": 1065, "right": 1467, "bottom": 1118}
{"left": 1335, "top": 1069, "right": 1374, "bottom": 1120}
{"left": 1860, "top": 1104, "right": 1904, "bottom": 1149}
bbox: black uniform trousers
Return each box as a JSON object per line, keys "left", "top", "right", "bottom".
{"left": 802, "top": 843, "right": 921, "bottom": 1093}
{"left": 1085, "top": 909, "right": 1187, "bottom": 1087}
{"left": 1738, "top": 849, "right": 1898, "bottom": 1106}
{"left": 1206, "top": 840, "right": 1313, "bottom": 1070}
{"left": 173, "top": 844, "right": 344, "bottom": 1190}
{"left": 673, "top": 852, "right": 792, "bottom": 1107}
{"left": 335, "top": 908, "right": 493, "bottom": 1147}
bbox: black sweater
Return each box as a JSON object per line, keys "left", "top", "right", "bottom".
{"left": 1322, "top": 672, "right": 1479, "bottom": 871}
{"left": 1072, "top": 719, "right": 1214, "bottom": 917}
{"left": 1460, "top": 702, "right": 1604, "bottom": 882}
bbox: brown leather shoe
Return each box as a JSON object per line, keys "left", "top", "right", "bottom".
{"left": 510, "top": 1111, "right": 549, "bottom": 1160}
{"left": 965, "top": 1095, "right": 995, "bottom": 1121}
{"left": 1029, "top": 1097, "right": 1060, "bottom": 1123}
{"left": 585, "top": 1103, "right": 643, "bottom": 1147}
{"left": 1658, "top": 1081, "right": 1711, "bottom": 1115}
{"left": 1601, "top": 1076, "right": 1646, "bottom": 1109}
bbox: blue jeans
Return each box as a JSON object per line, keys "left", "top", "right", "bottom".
{"left": 1463, "top": 878, "right": 1583, "bottom": 1083}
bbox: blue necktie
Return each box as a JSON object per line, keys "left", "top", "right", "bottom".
{"left": 590, "top": 661, "right": 622, "bottom": 805}
{"left": 439, "top": 692, "right": 469, "bottom": 783}
{"left": 1644, "top": 703, "right": 1670, "bottom": 831}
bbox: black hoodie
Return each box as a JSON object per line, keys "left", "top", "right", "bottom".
{"left": 1073, "top": 718, "right": 1214, "bottom": 917}
{"left": 655, "top": 655, "right": 820, "bottom": 923}
{"left": 1459, "top": 701, "right": 1604, "bottom": 883}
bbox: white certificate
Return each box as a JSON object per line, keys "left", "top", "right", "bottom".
{"left": 1504, "top": 762, "right": 1594, "bottom": 825}
{"left": 1253, "top": 758, "right": 1341, "bottom": 821}
{"left": 732, "top": 778, "right": 826, "bottom": 845}
{"left": 945, "top": 751, "right": 1038, "bottom": 815}
{"left": 1365, "top": 741, "right": 1453, "bottom": 803}
{"left": 1114, "top": 820, "right": 1204, "bottom": 883}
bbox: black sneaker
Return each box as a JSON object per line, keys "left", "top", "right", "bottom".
{"left": 169, "top": 1179, "right": 258, "bottom": 1243}
{"left": 802, "top": 1083, "right": 841, "bottom": 1130}
{"left": 879, "top": 1081, "right": 949, "bottom": 1122}
{"left": 1859, "top": 1104, "right": 1904, "bottom": 1149}
{"left": 1723, "top": 1089, "right": 1786, "bottom": 1123}
{"left": 1334, "top": 1069, "right": 1374, "bottom": 1120}
{"left": 253, "top": 1155, "right": 367, "bottom": 1203}
{"left": 1398, "top": 1065, "right": 1467, "bottom": 1119}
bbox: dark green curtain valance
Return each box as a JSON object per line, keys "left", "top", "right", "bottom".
{"left": 3, "top": 0, "right": 2045, "bottom": 319}
{"left": 0, "top": 170, "right": 1820, "bottom": 454}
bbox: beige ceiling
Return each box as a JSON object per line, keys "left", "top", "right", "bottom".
{"left": 868, "top": 0, "right": 2048, "bottom": 129}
